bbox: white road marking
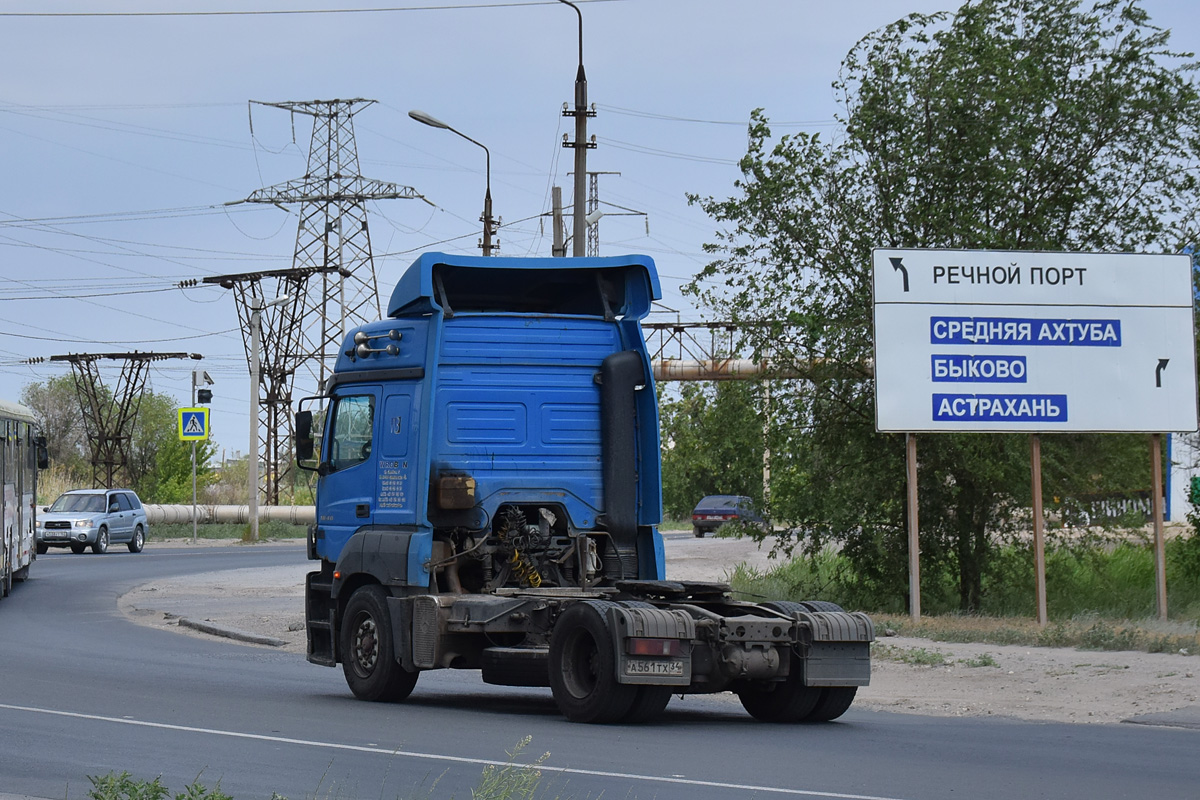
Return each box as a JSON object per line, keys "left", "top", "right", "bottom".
{"left": 0, "top": 702, "right": 907, "bottom": 800}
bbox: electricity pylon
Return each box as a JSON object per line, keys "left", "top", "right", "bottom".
{"left": 220, "top": 98, "right": 424, "bottom": 505}
{"left": 237, "top": 98, "right": 424, "bottom": 388}
{"left": 46, "top": 352, "right": 202, "bottom": 489}
{"left": 201, "top": 266, "right": 345, "bottom": 505}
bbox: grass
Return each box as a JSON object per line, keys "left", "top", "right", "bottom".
{"left": 85, "top": 738, "right": 552, "bottom": 800}
{"left": 150, "top": 520, "right": 307, "bottom": 542}
{"left": 725, "top": 537, "right": 1200, "bottom": 656}
{"left": 875, "top": 613, "right": 1199, "bottom": 656}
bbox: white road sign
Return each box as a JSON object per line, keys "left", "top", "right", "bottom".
{"left": 872, "top": 248, "right": 1198, "bottom": 433}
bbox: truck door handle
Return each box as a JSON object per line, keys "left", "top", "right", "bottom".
{"left": 356, "top": 504, "right": 370, "bottom": 518}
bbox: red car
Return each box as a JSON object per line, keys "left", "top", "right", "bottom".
{"left": 690, "top": 495, "right": 765, "bottom": 538}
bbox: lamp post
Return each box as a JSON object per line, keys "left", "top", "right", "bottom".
{"left": 557, "top": 0, "right": 593, "bottom": 257}
{"left": 408, "top": 110, "right": 497, "bottom": 256}
{"left": 248, "top": 294, "right": 289, "bottom": 542}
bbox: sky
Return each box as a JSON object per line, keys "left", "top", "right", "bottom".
{"left": 1, "top": 0, "right": 1196, "bottom": 458}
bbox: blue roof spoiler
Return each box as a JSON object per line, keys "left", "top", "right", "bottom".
{"left": 387, "top": 251, "right": 662, "bottom": 319}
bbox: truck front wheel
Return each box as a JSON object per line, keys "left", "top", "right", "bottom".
{"left": 341, "top": 585, "right": 418, "bottom": 703}
{"left": 549, "top": 600, "right": 637, "bottom": 723}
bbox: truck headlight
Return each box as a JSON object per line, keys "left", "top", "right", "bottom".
{"left": 75, "top": 520, "right": 92, "bottom": 528}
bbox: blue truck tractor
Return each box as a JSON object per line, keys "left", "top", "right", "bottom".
{"left": 297, "top": 251, "right": 873, "bottom": 723}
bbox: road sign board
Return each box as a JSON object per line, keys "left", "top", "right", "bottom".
{"left": 873, "top": 248, "right": 1198, "bottom": 433}
{"left": 178, "top": 407, "right": 210, "bottom": 441}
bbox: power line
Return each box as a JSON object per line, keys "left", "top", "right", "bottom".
{"left": 0, "top": 1, "right": 623, "bottom": 18}
{"left": 597, "top": 103, "right": 838, "bottom": 128}
{"left": 598, "top": 137, "right": 738, "bottom": 166}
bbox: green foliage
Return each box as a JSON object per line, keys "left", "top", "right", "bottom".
{"left": 688, "top": 0, "right": 1200, "bottom": 611}
{"left": 83, "top": 739, "right": 551, "bottom": 800}
{"left": 731, "top": 536, "right": 1200, "bottom": 624}
{"left": 20, "top": 375, "right": 214, "bottom": 501}
{"left": 873, "top": 644, "right": 949, "bottom": 666}
{"left": 21, "top": 374, "right": 92, "bottom": 479}
{"left": 149, "top": 521, "right": 307, "bottom": 541}
{"left": 129, "top": 392, "right": 217, "bottom": 503}
{"left": 87, "top": 773, "right": 230, "bottom": 800}
{"left": 470, "top": 736, "right": 549, "bottom": 800}
{"left": 659, "top": 381, "right": 764, "bottom": 519}
{"left": 959, "top": 652, "right": 1000, "bottom": 668}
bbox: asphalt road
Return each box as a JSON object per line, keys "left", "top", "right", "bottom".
{"left": 1, "top": 545, "right": 1196, "bottom": 800}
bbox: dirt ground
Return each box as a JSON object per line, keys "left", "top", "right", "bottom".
{"left": 120, "top": 534, "right": 1200, "bottom": 726}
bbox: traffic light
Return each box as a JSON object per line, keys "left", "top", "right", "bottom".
{"left": 197, "top": 388, "right": 213, "bottom": 404}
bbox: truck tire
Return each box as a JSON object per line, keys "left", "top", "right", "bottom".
{"left": 36, "top": 543, "right": 47, "bottom": 555}
{"left": 807, "top": 687, "right": 858, "bottom": 722}
{"left": 549, "top": 600, "right": 637, "bottom": 723}
{"left": 623, "top": 687, "right": 672, "bottom": 723}
{"left": 736, "top": 600, "right": 820, "bottom": 722}
{"left": 92, "top": 527, "right": 109, "bottom": 555}
{"left": 341, "top": 585, "right": 419, "bottom": 703}
{"left": 619, "top": 602, "right": 672, "bottom": 722}
{"left": 800, "top": 600, "right": 844, "bottom": 613}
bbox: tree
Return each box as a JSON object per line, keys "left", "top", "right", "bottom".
{"left": 20, "top": 374, "right": 92, "bottom": 478}
{"left": 689, "top": 0, "right": 1200, "bottom": 611}
{"left": 659, "top": 381, "right": 765, "bottom": 519}
{"left": 20, "top": 375, "right": 213, "bottom": 502}
{"left": 128, "top": 392, "right": 216, "bottom": 504}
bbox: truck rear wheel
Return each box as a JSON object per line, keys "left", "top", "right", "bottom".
{"left": 549, "top": 600, "right": 636, "bottom": 723}
{"left": 341, "top": 585, "right": 418, "bottom": 703}
{"left": 737, "top": 600, "right": 820, "bottom": 722}
{"left": 807, "top": 687, "right": 857, "bottom": 722}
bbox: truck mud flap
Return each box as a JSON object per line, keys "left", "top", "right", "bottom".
{"left": 798, "top": 611, "right": 874, "bottom": 688}
{"left": 305, "top": 571, "right": 336, "bottom": 667}
{"left": 607, "top": 604, "right": 696, "bottom": 686}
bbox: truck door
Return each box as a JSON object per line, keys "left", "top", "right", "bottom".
{"left": 320, "top": 388, "right": 381, "bottom": 548}
{"left": 374, "top": 389, "right": 419, "bottom": 527}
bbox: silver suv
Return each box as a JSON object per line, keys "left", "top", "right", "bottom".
{"left": 37, "top": 489, "right": 148, "bottom": 555}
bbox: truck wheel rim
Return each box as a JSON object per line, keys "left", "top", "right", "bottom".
{"left": 562, "top": 629, "right": 600, "bottom": 699}
{"left": 351, "top": 614, "right": 379, "bottom": 674}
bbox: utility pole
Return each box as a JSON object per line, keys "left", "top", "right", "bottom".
{"left": 551, "top": 186, "right": 566, "bottom": 257}
{"left": 558, "top": 1, "right": 594, "bottom": 257}
{"left": 41, "top": 352, "right": 202, "bottom": 489}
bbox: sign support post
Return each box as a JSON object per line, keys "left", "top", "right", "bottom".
{"left": 177, "top": 405, "right": 210, "bottom": 546}
{"left": 1152, "top": 433, "right": 1168, "bottom": 620}
{"left": 1031, "top": 434, "right": 1047, "bottom": 626}
{"left": 906, "top": 433, "right": 921, "bottom": 621}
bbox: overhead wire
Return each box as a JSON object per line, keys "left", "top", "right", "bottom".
{"left": 0, "top": 1, "right": 625, "bottom": 18}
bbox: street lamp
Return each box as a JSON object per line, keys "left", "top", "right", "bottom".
{"left": 249, "top": 294, "right": 290, "bottom": 542}
{"left": 408, "top": 110, "right": 498, "bottom": 256}
{"left": 557, "top": 0, "right": 593, "bottom": 257}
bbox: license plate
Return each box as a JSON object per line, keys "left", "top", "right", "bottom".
{"left": 624, "top": 658, "right": 684, "bottom": 677}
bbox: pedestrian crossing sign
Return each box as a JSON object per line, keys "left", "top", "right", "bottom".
{"left": 178, "top": 408, "right": 209, "bottom": 441}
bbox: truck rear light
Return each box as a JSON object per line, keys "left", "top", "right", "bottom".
{"left": 627, "top": 637, "right": 682, "bottom": 657}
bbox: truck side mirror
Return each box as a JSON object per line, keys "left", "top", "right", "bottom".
{"left": 35, "top": 435, "right": 49, "bottom": 470}
{"left": 295, "top": 410, "right": 316, "bottom": 467}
